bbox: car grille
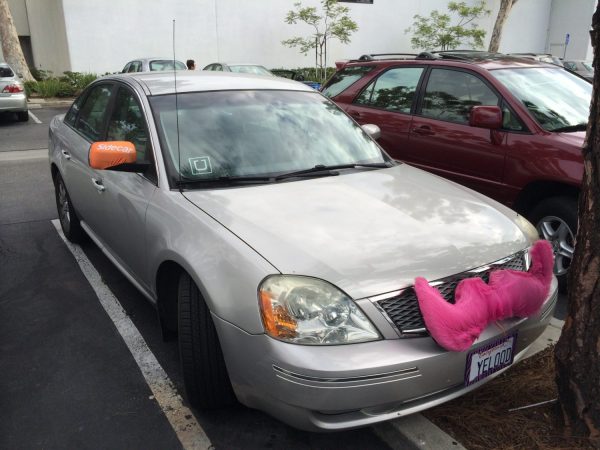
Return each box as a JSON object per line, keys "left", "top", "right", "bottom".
{"left": 376, "top": 251, "right": 528, "bottom": 336}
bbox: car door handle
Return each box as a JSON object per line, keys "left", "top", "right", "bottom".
{"left": 61, "top": 149, "right": 71, "bottom": 160}
{"left": 91, "top": 177, "right": 105, "bottom": 192}
{"left": 412, "top": 126, "right": 435, "bottom": 136}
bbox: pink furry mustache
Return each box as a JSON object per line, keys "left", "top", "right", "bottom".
{"left": 414, "top": 240, "right": 554, "bottom": 352}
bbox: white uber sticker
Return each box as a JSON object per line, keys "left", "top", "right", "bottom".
{"left": 188, "top": 156, "right": 213, "bottom": 176}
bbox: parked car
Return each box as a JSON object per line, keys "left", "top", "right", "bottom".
{"left": 508, "top": 52, "right": 564, "bottom": 67}
{"left": 563, "top": 60, "right": 594, "bottom": 81}
{"left": 121, "top": 57, "right": 187, "bottom": 73}
{"left": 323, "top": 51, "right": 590, "bottom": 290}
{"left": 202, "top": 62, "right": 273, "bottom": 76}
{"left": 271, "top": 69, "right": 322, "bottom": 90}
{"left": 49, "top": 71, "right": 557, "bottom": 431}
{"left": 0, "top": 62, "right": 28, "bottom": 122}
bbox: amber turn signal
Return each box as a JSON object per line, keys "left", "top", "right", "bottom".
{"left": 259, "top": 290, "right": 298, "bottom": 340}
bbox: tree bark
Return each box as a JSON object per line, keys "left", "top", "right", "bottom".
{"left": 0, "top": 0, "right": 33, "bottom": 81}
{"left": 488, "top": 0, "right": 517, "bottom": 53}
{"left": 554, "top": 4, "right": 600, "bottom": 447}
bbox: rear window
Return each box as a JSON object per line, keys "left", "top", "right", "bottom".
{"left": 0, "top": 66, "right": 14, "bottom": 78}
{"left": 322, "top": 65, "right": 374, "bottom": 98}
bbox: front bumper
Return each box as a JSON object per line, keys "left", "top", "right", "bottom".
{"left": 0, "top": 93, "right": 27, "bottom": 112}
{"left": 215, "top": 276, "right": 558, "bottom": 432}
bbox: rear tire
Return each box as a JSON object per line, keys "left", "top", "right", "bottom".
{"left": 54, "top": 173, "right": 86, "bottom": 243}
{"left": 529, "top": 196, "right": 577, "bottom": 292}
{"left": 17, "top": 111, "right": 29, "bottom": 122}
{"left": 178, "top": 272, "right": 236, "bottom": 409}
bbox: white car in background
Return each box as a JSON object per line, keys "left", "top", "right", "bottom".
{"left": 0, "top": 62, "right": 28, "bottom": 122}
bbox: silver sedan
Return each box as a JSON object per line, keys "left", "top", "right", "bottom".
{"left": 0, "top": 62, "right": 28, "bottom": 121}
{"left": 48, "top": 71, "right": 557, "bottom": 431}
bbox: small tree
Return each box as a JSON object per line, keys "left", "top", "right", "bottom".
{"left": 488, "top": 0, "right": 518, "bottom": 53}
{"left": 406, "top": 1, "right": 490, "bottom": 51}
{"left": 282, "top": 0, "right": 358, "bottom": 82}
{"left": 0, "top": 0, "right": 33, "bottom": 81}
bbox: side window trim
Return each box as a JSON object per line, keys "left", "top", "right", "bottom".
{"left": 351, "top": 65, "right": 427, "bottom": 115}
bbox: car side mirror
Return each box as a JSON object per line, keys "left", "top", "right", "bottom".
{"left": 362, "top": 124, "right": 381, "bottom": 140}
{"left": 89, "top": 141, "right": 144, "bottom": 171}
{"left": 469, "top": 106, "right": 502, "bottom": 130}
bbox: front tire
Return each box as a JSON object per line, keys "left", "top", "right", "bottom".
{"left": 529, "top": 196, "right": 577, "bottom": 292}
{"left": 178, "top": 272, "right": 236, "bottom": 409}
{"left": 54, "top": 173, "right": 86, "bottom": 243}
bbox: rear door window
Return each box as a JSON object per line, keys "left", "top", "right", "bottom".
{"left": 354, "top": 67, "right": 424, "bottom": 113}
{"left": 420, "top": 69, "right": 499, "bottom": 124}
{"left": 322, "top": 65, "right": 374, "bottom": 98}
{"left": 74, "top": 84, "right": 113, "bottom": 141}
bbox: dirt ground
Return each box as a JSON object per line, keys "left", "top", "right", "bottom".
{"left": 424, "top": 346, "right": 594, "bottom": 450}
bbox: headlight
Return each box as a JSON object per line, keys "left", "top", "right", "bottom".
{"left": 258, "top": 275, "right": 380, "bottom": 345}
{"left": 515, "top": 214, "right": 539, "bottom": 244}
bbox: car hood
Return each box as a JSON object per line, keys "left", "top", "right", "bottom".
{"left": 555, "top": 130, "right": 585, "bottom": 147}
{"left": 183, "top": 165, "right": 529, "bottom": 299}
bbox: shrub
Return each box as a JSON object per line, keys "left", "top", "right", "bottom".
{"left": 271, "top": 67, "right": 335, "bottom": 82}
{"left": 59, "top": 71, "right": 98, "bottom": 91}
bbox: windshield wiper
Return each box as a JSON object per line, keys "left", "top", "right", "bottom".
{"left": 176, "top": 175, "right": 273, "bottom": 187}
{"left": 274, "top": 162, "right": 391, "bottom": 181}
{"left": 551, "top": 123, "right": 587, "bottom": 133}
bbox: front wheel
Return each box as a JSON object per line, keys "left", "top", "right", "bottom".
{"left": 178, "top": 272, "right": 236, "bottom": 409}
{"left": 529, "top": 196, "right": 577, "bottom": 292}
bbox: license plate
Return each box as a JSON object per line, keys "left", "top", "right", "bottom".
{"left": 464, "top": 333, "right": 517, "bottom": 386}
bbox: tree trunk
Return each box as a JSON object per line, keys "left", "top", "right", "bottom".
{"left": 554, "top": 4, "right": 600, "bottom": 447}
{"left": 0, "top": 0, "right": 33, "bottom": 81}
{"left": 488, "top": 0, "right": 517, "bottom": 53}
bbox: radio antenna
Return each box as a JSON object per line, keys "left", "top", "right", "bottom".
{"left": 173, "top": 19, "right": 182, "bottom": 190}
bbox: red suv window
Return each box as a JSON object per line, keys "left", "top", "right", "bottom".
{"left": 322, "top": 65, "right": 374, "bottom": 98}
{"left": 354, "top": 67, "right": 424, "bottom": 113}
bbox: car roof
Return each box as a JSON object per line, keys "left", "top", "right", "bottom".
{"left": 341, "top": 51, "right": 555, "bottom": 71}
{"left": 104, "top": 71, "right": 313, "bottom": 95}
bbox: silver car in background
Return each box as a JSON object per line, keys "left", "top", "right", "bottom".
{"left": 48, "top": 72, "right": 557, "bottom": 431}
{"left": 121, "top": 57, "right": 187, "bottom": 73}
{"left": 0, "top": 62, "right": 28, "bottom": 122}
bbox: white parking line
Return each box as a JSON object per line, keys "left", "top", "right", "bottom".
{"left": 52, "top": 219, "right": 212, "bottom": 450}
{"left": 28, "top": 110, "right": 42, "bottom": 124}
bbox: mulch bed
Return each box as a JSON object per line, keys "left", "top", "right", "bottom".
{"left": 423, "top": 346, "right": 593, "bottom": 450}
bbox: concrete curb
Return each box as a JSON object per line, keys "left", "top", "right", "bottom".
{"left": 374, "top": 318, "right": 564, "bottom": 450}
{"left": 28, "top": 97, "right": 74, "bottom": 108}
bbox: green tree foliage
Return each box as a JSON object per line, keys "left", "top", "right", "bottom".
{"left": 282, "top": 0, "right": 358, "bottom": 82}
{"left": 406, "top": 1, "right": 491, "bottom": 51}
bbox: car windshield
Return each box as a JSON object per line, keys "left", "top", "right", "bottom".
{"left": 150, "top": 90, "right": 386, "bottom": 186}
{"left": 492, "top": 67, "right": 592, "bottom": 132}
{"left": 149, "top": 60, "right": 186, "bottom": 71}
{"left": 228, "top": 65, "right": 272, "bottom": 76}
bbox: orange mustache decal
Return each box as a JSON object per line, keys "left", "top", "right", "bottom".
{"left": 414, "top": 240, "right": 554, "bottom": 352}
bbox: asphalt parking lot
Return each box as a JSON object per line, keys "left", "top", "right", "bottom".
{"left": 0, "top": 105, "right": 567, "bottom": 450}
{"left": 0, "top": 106, "right": 403, "bottom": 449}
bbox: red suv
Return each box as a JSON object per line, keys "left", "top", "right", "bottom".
{"left": 323, "top": 51, "right": 591, "bottom": 289}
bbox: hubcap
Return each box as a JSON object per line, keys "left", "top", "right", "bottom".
{"left": 57, "top": 180, "right": 71, "bottom": 231}
{"left": 536, "top": 215, "right": 574, "bottom": 276}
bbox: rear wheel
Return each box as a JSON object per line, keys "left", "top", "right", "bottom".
{"left": 177, "top": 272, "right": 236, "bottom": 408}
{"left": 529, "top": 196, "right": 577, "bottom": 292}
{"left": 17, "top": 111, "right": 29, "bottom": 122}
{"left": 54, "top": 173, "right": 85, "bottom": 243}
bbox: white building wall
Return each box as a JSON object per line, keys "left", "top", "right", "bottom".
{"left": 546, "top": 0, "right": 595, "bottom": 61}
{"left": 25, "top": 0, "right": 71, "bottom": 73}
{"left": 32, "top": 0, "right": 594, "bottom": 74}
